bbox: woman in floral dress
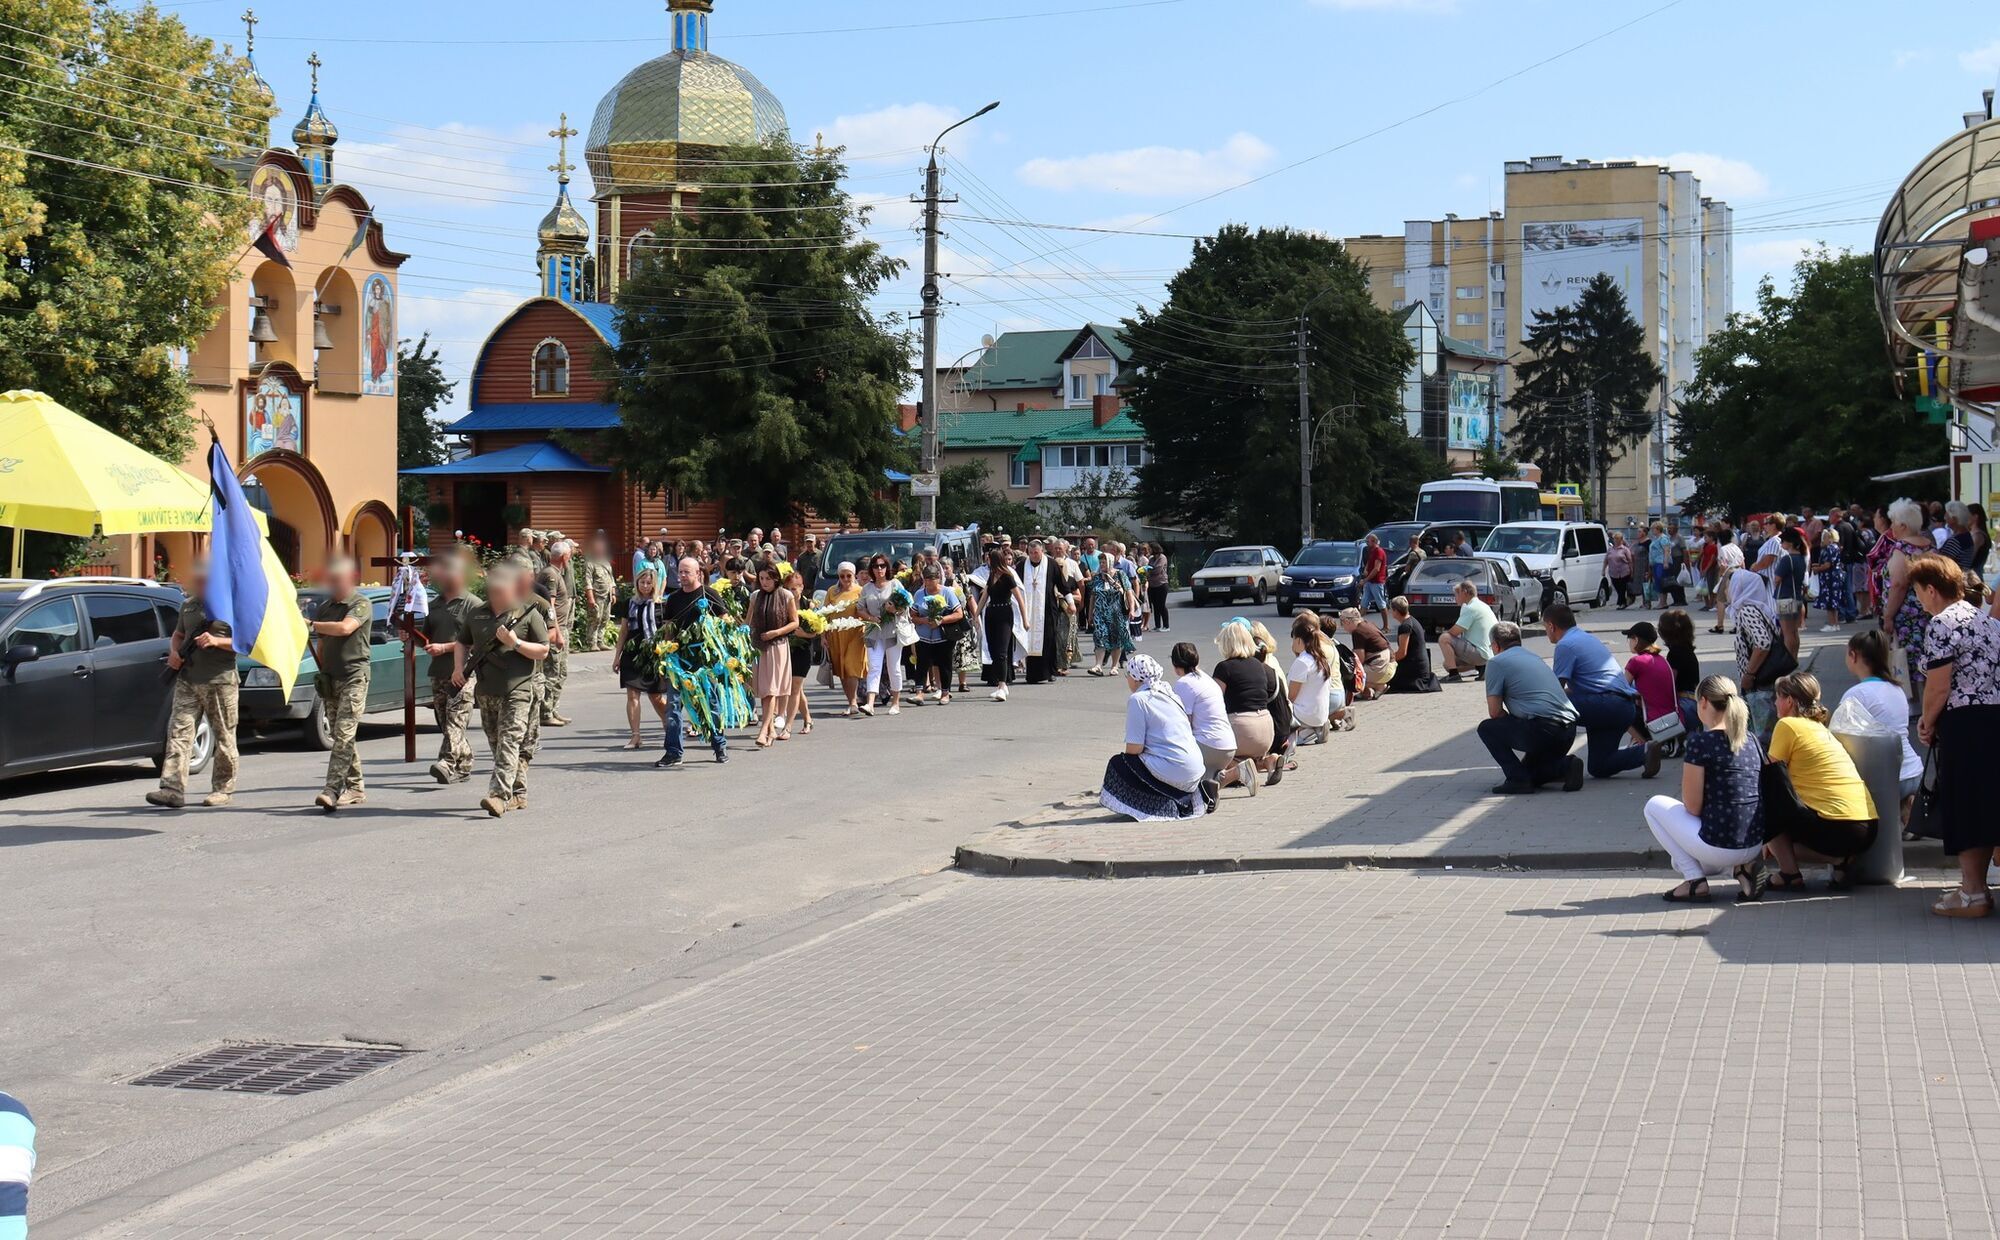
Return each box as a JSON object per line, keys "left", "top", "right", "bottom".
{"left": 1812, "top": 528, "right": 1854, "bottom": 630}
{"left": 1880, "top": 500, "right": 1938, "bottom": 698}
{"left": 1087, "top": 558, "right": 1136, "bottom": 675}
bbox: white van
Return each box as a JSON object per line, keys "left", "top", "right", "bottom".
{"left": 1480, "top": 522, "right": 1611, "bottom": 609}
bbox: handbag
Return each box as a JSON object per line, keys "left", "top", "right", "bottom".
{"left": 1904, "top": 746, "right": 1943, "bottom": 841}
{"left": 1644, "top": 706, "right": 1686, "bottom": 744}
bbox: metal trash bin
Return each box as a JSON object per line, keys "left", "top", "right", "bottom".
{"left": 1834, "top": 727, "right": 1905, "bottom": 885}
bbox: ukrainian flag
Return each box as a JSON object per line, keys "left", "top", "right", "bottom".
{"left": 206, "top": 439, "right": 309, "bottom": 699}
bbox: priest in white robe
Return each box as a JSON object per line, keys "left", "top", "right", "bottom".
{"left": 1019, "top": 539, "right": 1065, "bottom": 684}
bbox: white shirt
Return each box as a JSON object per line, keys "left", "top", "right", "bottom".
{"left": 1127, "top": 689, "right": 1204, "bottom": 790}
{"left": 1287, "top": 652, "right": 1332, "bottom": 728}
{"left": 1839, "top": 678, "right": 1923, "bottom": 781}
{"left": 1172, "top": 670, "right": 1236, "bottom": 752}
{"left": 1757, "top": 535, "right": 1783, "bottom": 583}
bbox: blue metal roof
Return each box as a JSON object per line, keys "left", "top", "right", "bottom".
{"left": 883, "top": 468, "right": 911, "bottom": 484}
{"left": 401, "top": 440, "right": 609, "bottom": 477}
{"left": 445, "top": 402, "right": 621, "bottom": 433}
{"left": 568, "top": 301, "right": 621, "bottom": 347}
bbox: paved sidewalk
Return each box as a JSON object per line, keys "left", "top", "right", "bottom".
{"left": 959, "top": 619, "right": 1948, "bottom": 877}
{"left": 97, "top": 870, "right": 2000, "bottom": 1239}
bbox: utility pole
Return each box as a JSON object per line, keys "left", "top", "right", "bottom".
{"left": 1297, "top": 316, "right": 1313, "bottom": 544}
{"left": 1585, "top": 389, "right": 1602, "bottom": 525}
{"left": 917, "top": 102, "right": 999, "bottom": 533}
{"left": 1655, "top": 375, "right": 1669, "bottom": 524}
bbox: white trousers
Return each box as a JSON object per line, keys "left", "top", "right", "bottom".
{"left": 1644, "top": 795, "right": 1762, "bottom": 881}
{"left": 866, "top": 641, "right": 904, "bottom": 697}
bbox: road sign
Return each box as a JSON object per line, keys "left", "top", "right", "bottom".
{"left": 914, "top": 519, "right": 937, "bottom": 534}
{"left": 910, "top": 472, "right": 940, "bottom": 497}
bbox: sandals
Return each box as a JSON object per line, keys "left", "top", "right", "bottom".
{"left": 1663, "top": 878, "right": 1712, "bottom": 903}
{"left": 1827, "top": 859, "right": 1856, "bottom": 891}
{"left": 1932, "top": 889, "right": 1994, "bottom": 919}
{"left": 1732, "top": 863, "right": 1769, "bottom": 903}
{"left": 621, "top": 738, "right": 644, "bottom": 751}
{"left": 1767, "top": 870, "right": 1808, "bottom": 894}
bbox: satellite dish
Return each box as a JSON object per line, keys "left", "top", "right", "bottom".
{"left": 981, "top": 334, "right": 996, "bottom": 349}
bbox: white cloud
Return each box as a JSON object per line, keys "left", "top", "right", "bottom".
{"left": 337, "top": 122, "right": 548, "bottom": 217}
{"left": 816, "top": 102, "right": 970, "bottom": 165}
{"left": 1962, "top": 40, "right": 2000, "bottom": 74}
{"left": 1016, "top": 132, "right": 1276, "bottom": 196}
{"left": 1622, "top": 152, "right": 1769, "bottom": 201}
{"left": 396, "top": 285, "right": 530, "bottom": 418}
{"left": 1736, "top": 238, "right": 1816, "bottom": 272}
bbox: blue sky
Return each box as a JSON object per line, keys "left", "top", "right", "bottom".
{"left": 181, "top": 0, "right": 2000, "bottom": 416}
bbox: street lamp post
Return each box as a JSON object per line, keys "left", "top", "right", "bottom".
{"left": 918, "top": 101, "right": 1000, "bottom": 533}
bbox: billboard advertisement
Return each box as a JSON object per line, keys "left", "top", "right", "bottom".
{"left": 1520, "top": 218, "right": 1645, "bottom": 341}
{"left": 1447, "top": 371, "right": 1494, "bottom": 450}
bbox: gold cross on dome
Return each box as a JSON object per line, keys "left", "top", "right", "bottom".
{"left": 240, "top": 8, "right": 257, "bottom": 54}
{"left": 549, "top": 113, "right": 578, "bottom": 184}
{"left": 306, "top": 51, "right": 321, "bottom": 93}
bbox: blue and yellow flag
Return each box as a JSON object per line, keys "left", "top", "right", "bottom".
{"left": 206, "top": 439, "right": 308, "bottom": 698}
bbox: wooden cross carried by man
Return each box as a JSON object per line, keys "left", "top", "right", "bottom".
{"left": 370, "top": 549, "right": 430, "bottom": 762}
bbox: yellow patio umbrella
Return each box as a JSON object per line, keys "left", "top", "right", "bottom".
{"left": 0, "top": 389, "right": 213, "bottom": 577}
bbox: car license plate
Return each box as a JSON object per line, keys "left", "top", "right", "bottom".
{"left": 1298, "top": 590, "right": 1325, "bottom": 600}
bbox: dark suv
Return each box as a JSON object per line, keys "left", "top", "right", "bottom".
{"left": 0, "top": 577, "right": 214, "bottom": 781}
{"left": 1276, "top": 541, "right": 1363, "bottom": 616}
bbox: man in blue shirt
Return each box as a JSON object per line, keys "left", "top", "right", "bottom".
{"left": 1545, "top": 602, "right": 1658, "bottom": 780}
{"left": 1478, "top": 622, "right": 1582, "bottom": 793}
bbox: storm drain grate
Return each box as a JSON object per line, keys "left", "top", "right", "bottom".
{"left": 129, "top": 1042, "right": 415, "bottom": 1096}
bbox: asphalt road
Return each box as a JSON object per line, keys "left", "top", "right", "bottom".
{"left": 4, "top": 594, "right": 1248, "bottom": 1224}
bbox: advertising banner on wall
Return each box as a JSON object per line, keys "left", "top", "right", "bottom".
{"left": 1520, "top": 218, "right": 1644, "bottom": 341}
{"left": 1447, "top": 371, "right": 1495, "bottom": 450}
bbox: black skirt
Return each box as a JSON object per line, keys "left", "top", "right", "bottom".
{"left": 1937, "top": 704, "right": 2000, "bottom": 853}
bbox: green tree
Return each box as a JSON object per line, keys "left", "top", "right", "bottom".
{"left": 602, "top": 137, "right": 911, "bottom": 529}
{"left": 1042, "top": 466, "right": 1134, "bottom": 541}
{"left": 1675, "top": 249, "right": 1941, "bottom": 518}
{"left": 1123, "top": 226, "right": 1434, "bottom": 547}
{"left": 900, "top": 457, "right": 1037, "bottom": 536}
{"left": 0, "top": 1, "right": 268, "bottom": 461}
{"left": 1508, "top": 274, "right": 1663, "bottom": 506}
{"left": 396, "top": 333, "right": 455, "bottom": 516}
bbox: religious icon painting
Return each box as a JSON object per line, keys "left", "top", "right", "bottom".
{"left": 361, "top": 274, "right": 395, "bottom": 396}
{"left": 244, "top": 372, "right": 303, "bottom": 458}
{"left": 247, "top": 164, "right": 298, "bottom": 254}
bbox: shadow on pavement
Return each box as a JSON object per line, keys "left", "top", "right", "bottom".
{"left": 0, "top": 824, "right": 163, "bottom": 846}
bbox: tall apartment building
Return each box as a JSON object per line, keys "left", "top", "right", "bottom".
{"left": 1345, "top": 156, "right": 1734, "bottom": 527}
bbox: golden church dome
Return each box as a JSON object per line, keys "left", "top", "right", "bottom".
{"left": 583, "top": 0, "right": 788, "bottom": 197}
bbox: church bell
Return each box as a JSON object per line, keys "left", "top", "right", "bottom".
{"left": 249, "top": 307, "right": 279, "bottom": 344}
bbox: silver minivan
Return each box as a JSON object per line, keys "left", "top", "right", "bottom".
{"left": 1479, "top": 522, "right": 1611, "bottom": 609}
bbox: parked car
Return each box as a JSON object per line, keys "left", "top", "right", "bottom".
{"left": 1477, "top": 552, "right": 1553, "bottom": 622}
{"left": 0, "top": 577, "right": 213, "bottom": 781}
{"left": 238, "top": 586, "right": 434, "bottom": 749}
{"left": 1479, "top": 521, "right": 1611, "bottom": 609}
{"left": 1399, "top": 557, "right": 1527, "bottom": 637}
{"left": 1277, "top": 540, "right": 1362, "bottom": 617}
{"left": 1369, "top": 521, "right": 1496, "bottom": 596}
{"left": 1188, "top": 545, "right": 1286, "bottom": 607}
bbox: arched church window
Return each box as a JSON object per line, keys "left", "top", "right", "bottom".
{"left": 533, "top": 339, "right": 569, "bottom": 396}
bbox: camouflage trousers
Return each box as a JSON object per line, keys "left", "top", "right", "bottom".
{"left": 320, "top": 671, "right": 370, "bottom": 796}
{"left": 429, "top": 677, "right": 476, "bottom": 782}
{"left": 159, "top": 678, "right": 239, "bottom": 796}
{"left": 477, "top": 681, "right": 538, "bottom": 800}
{"left": 540, "top": 643, "right": 568, "bottom": 720}
{"left": 579, "top": 601, "right": 609, "bottom": 651}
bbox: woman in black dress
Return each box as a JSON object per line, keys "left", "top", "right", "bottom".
{"left": 610, "top": 566, "right": 671, "bottom": 751}
{"left": 981, "top": 547, "right": 1027, "bottom": 701}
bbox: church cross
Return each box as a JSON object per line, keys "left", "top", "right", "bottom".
{"left": 306, "top": 51, "right": 321, "bottom": 93}
{"left": 549, "top": 113, "right": 578, "bottom": 185}
{"left": 240, "top": 9, "right": 257, "bottom": 55}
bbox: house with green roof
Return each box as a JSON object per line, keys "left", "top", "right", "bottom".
{"left": 941, "top": 324, "right": 1133, "bottom": 413}
{"left": 937, "top": 394, "right": 1148, "bottom": 514}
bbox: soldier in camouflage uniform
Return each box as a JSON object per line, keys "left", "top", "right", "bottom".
{"left": 504, "top": 548, "right": 548, "bottom": 767}
{"left": 536, "top": 539, "right": 575, "bottom": 726}
{"left": 580, "top": 536, "right": 616, "bottom": 652}
{"left": 460, "top": 560, "right": 550, "bottom": 817}
{"left": 416, "top": 549, "right": 478, "bottom": 783}
{"left": 309, "top": 557, "right": 373, "bottom": 812}
{"left": 147, "top": 557, "right": 240, "bottom": 809}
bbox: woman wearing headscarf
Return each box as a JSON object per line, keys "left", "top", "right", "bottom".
{"left": 1880, "top": 498, "right": 1938, "bottom": 696}
{"left": 749, "top": 564, "right": 798, "bottom": 746}
{"left": 1709, "top": 535, "right": 1745, "bottom": 634}
{"left": 610, "top": 565, "right": 671, "bottom": 751}
{"left": 1087, "top": 555, "right": 1137, "bottom": 675}
{"left": 1098, "top": 653, "right": 1211, "bottom": 821}
{"left": 1726, "top": 567, "right": 1793, "bottom": 743}
{"left": 820, "top": 561, "right": 868, "bottom": 717}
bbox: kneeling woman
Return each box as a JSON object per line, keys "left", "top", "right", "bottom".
{"left": 1099, "top": 654, "right": 1212, "bottom": 821}
{"left": 1643, "top": 675, "right": 1769, "bottom": 902}
{"left": 1763, "top": 672, "right": 1878, "bottom": 892}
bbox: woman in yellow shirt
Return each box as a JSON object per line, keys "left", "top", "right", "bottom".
{"left": 819, "top": 562, "right": 868, "bottom": 717}
{"left": 1764, "top": 672, "right": 1878, "bottom": 891}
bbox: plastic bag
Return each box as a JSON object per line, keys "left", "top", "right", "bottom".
{"left": 1829, "top": 695, "right": 1895, "bottom": 737}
